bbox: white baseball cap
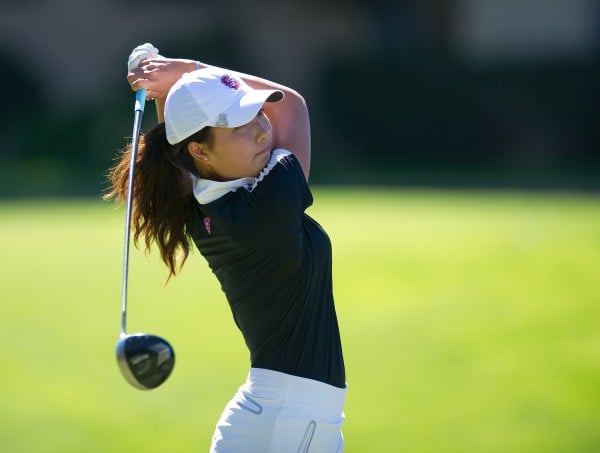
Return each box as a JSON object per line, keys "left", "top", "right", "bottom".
{"left": 164, "top": 67, "right": 284, "bottom": 144}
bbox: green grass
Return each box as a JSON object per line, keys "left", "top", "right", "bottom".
{"left": 1, "top": 189, "right": 599, "bottom": 452}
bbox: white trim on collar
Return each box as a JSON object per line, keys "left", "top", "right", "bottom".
{"left": 191, "top": 149, "right": 292, "bottom": 205}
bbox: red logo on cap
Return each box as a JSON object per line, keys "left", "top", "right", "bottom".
{"left": 221, "top": 75, "right": 240, "bottom": 90}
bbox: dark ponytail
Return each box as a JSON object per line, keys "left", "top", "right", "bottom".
{"left": 104, "top": 122, "right": 211, "bottom": 281}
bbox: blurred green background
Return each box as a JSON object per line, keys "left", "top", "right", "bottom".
{"left": 1, "top": 1, "right": 599, "bottom": 452}
{"left": 1, "top": 191, "right": 599, "bottom": 451}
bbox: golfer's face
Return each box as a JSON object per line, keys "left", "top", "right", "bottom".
{"left": 206, "top": 110, "right": 273, "bottom": 181}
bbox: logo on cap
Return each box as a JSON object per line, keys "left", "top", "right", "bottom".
{"left": 221, "top": 75, "right": 240, "bottom": 90}
{"left": 215, "top": 114, "right": 228, "bottom": 127}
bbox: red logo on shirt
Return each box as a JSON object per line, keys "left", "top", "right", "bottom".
{"left": 203, "top": 217, "right": 212, "bottom": 235}
{"left": 221, "top": 75, "right": 240, "bottom": 90}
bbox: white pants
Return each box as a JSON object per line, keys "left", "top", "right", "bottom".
{"left": 210, "top": 368, "right": 347, "bottom": 452}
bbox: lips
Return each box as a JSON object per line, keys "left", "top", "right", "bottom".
{"left": 257, "top": 145, "right": 271, "bottom": 157}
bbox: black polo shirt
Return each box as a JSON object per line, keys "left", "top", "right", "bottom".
{"left": 189, "top": 150, "right": 345, "bottom": 388}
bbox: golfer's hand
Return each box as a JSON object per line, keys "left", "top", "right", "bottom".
{"left": 127, "top": 58, "right": 198, "bottom": 101}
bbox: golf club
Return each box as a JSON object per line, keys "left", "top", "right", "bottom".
{"left": 116, "top": 88, "right": 175, "bottom": 390}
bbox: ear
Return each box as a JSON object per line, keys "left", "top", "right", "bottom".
{"left": 187, "top": 141, "right": 210, "bottom": 164}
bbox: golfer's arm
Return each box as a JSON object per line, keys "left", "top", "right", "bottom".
{"left": 266, "top": 88, "right": 311, "bottom": 181}
{"left": 148, "top": 59, "right": 311, "bottom": 179}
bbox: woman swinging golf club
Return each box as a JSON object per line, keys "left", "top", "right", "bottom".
{"left": 105, "top": 44, "right": 347, "bottom": 452}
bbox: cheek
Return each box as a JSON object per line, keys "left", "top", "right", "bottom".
{"left": 218, "top": 139, "right": 254, "bottom": 168}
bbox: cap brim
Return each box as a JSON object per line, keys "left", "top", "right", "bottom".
{"left": 214, "top": 89, "right": 284, "bottom": 128}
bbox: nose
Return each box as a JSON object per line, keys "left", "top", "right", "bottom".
{"left": 256, "top": 114, "right": 271, "bottom": 142}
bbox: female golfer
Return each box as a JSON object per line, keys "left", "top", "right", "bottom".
{"left": 106, "top": 45, "right": 346, "bottom": 451}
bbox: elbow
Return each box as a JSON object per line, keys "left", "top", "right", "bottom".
{"left": 284, "top": 87, "right": 308, "bottom": 113}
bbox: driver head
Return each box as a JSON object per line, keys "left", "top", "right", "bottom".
{"left": 116, "top": 333, "right": 175, "bottom": 390}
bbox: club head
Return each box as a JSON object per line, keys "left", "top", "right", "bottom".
{"left": 116, "top": 333, "right": 175, "bottom": 390}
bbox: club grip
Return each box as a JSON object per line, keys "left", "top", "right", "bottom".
{"left": 134, "top": 88, "right": 147, "bottom": 113}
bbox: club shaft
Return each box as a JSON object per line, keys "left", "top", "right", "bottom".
{"left": 121, "top": 89, "right": 147, "bottom": 337}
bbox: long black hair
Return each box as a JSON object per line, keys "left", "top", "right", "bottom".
{"left": 104, "top": 123, "right": 212, "bottom": 280}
